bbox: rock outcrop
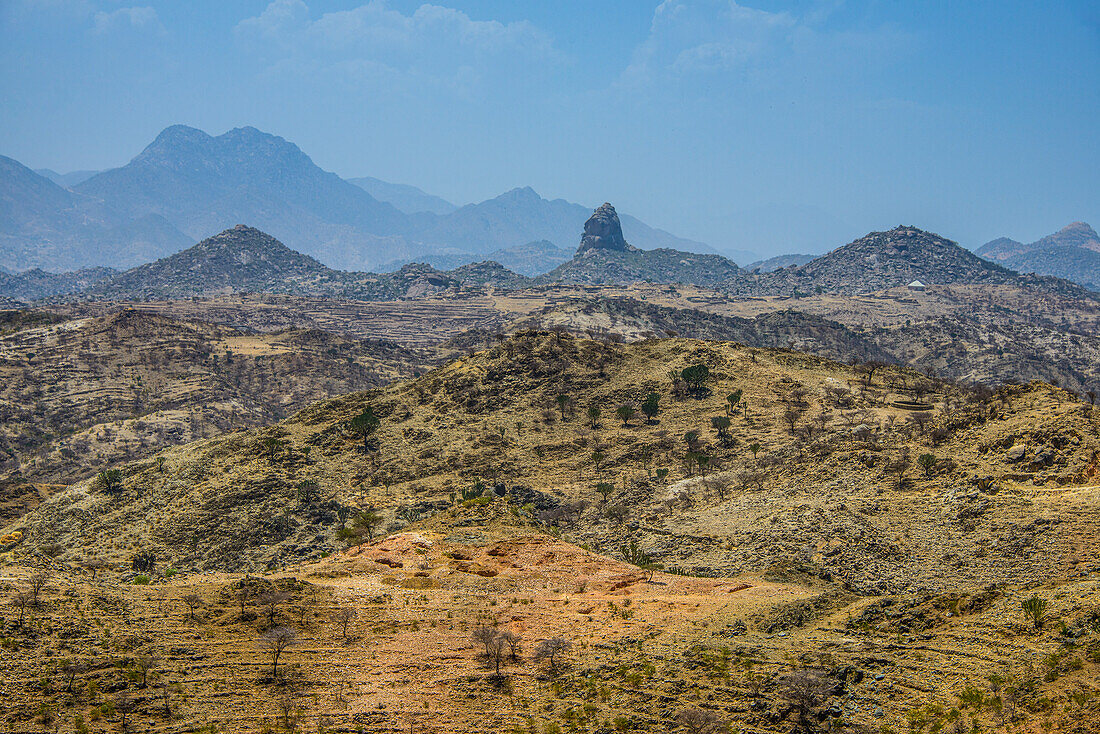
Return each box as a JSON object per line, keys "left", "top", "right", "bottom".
{"left": 578, "top": 203, "right": 633, "bottom": 254}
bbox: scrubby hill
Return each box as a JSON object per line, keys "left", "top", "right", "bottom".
{"left": 745, "top": 253, "right": 815, "bottom": 272}
{"left": 8, "top": 333, "right": 1098, "bottom": 593}
{"left": 732, "top": 225, "right": 1017, "bottom": 295}
{"left": 0, "top": 308, "right": 421, "bottom": 496}
{"left": 78, "top": 226, "right": 472, "bottom": 302}
{"left": 3, "top": 522, "right": 1098, "bottom": 733}
{"left": 547, "top": 247, "right": 742, "bottom": 286}
{"left": 81, "top": 225, "right": 339, "bottom": 299}
{"left": 4, "top": 333, "right": 1100, "bottom": 733}
{"left": 446, "top": 261, "right": 533, "bottom": 289}
{"left": 512, "top": 298, "right": 889, "bottom": 363}
{"left": 0, "top": 266, "right": 117, "bottom": 301}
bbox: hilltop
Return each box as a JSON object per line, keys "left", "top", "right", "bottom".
{"left": 544, "top": 204, "right": 742, "bottom": 286}
{"left": 82, "top": 225, "right": 342, "bottom": 300}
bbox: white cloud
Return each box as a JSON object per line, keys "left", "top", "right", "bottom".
{"left": 236, "top": 0, "right": 559, "bottom": 92}
{"left": 622, "top": 0, "right": 904, "bottom": 88}
{"left": 625, "top": 1, "right": 794, "bottom": 82}
{"left": 91, "top": 5, "right": 163, "bottom": 35}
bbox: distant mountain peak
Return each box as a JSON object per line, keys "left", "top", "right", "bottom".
{"left": 142, "top": 124, "right": 212, "bottom": 151}
{"left": 498, "top": 186, "right": 542, "bottom": 203}
{"left": 1036, "top": 221, "right": 1099, "bottom": 252}
{"left": 578, "top": 203, "right": 632, "bottom": 254}
{"left": 973, "top": 221, "right": 1100, "bottom": 292}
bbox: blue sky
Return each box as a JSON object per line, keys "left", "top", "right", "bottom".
{"left": 1, "top": 0, "right": 1097, "bottom": 256}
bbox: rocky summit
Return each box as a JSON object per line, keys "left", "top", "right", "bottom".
{"left": 577, "top": 202, "right": 633, "bottom": 254}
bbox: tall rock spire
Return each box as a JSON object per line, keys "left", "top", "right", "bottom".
{"left": 577, "top": 203, "right": 632, "bottom": 254}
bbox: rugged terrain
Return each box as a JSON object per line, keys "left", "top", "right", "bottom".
{"left": 0, "top": 308, "right": 422, "bottom": 522}
{"left": 728, "top": 226, "right": 1093, "bottom": 298}
{"left": 2, "top": 333, "right": 1099, "bottom": 732}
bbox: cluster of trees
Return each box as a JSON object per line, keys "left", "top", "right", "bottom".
{"left": 471, "top": 626, "right": 572, "bottom": 681}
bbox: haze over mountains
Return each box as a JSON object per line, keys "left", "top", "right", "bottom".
{"left": 1, "top": 125, "right": 716, "bottom": 274}
{"left": 977, "top": 222, "right": 1100, "bottom": 291}
{"left": 6, "top": 199, "right": 1096, "bottom": 307}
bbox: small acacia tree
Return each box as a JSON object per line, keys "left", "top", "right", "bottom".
{"left": 587, "top": 405, "right": 601, "bottom": 429}
{"left": 534, "top": 637, "right": 572, "bottom": 674}
{"left": 555, "top": 394, "right": 571, "bottom": 420}
{"left": 259, "top": 626, "right": 298, "bottom": 679}
{"left": 11, "top": 591, "right": 30, "bottom": 627}
{"left": 616, "top": 404, "right": 636, "bottom": 426}
{"left": 60, "top": 658, "right": 86, "bottom": 693}
{"left": 595, "top": 482, "right": 614, "bottom": 503}
{"left": 726, "top": 389, "right": 743, "bottom": 416}
{"left": 471, "top": 626, "right": 499, "bottom": 658}
{"left": 641, "top": 392, "right": 660, "bottom": 424}
{"left": 346, "top": 407, "right": 381, "bottom": 450}
{"left": 681, "top": 364, "right": 710, "bottom": 396}
{"left": 260, "top": 590, "right": 291, "bottom": 626}
{"left": 711, "top": 415, "right": 731, "bottom": 441}
{"left": 783, "top": 407, "right": 803, "bottom": 434}
{"left": 82, "top": 557, "right": 109, "bottom": 581}
{"left": 677, "top": 708, "right": 726, "bottom": 734}
{"left": 29, "top": 571, "right": 49, "bottom": 607}
{"left": 181, "top": 593, "right": 202, "bottom": 621}
{"left": 296, "top": 480, "right": 321, "bottom": 505}
{"left": 96, "top": 469, "right": 123, "bottom": 495}
{"left": 115, "top": 691, "right": 136, "bottom": 730}
{"left": 780, "top": 668, "right": 831, "bottom": 727}
{"left": 352, "top": 509, "right": 382, "bottom": 542}
{"left": 918, "top": 453, "right": 937, "bottom": 478}
{"left": 332, "top": 607, "right": 357, "bottom": 640}
{"left": 132, "top": 655, "right": 157, "bottom": 688}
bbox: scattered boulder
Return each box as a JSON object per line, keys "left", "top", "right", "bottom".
{"left": 1006, "top": 444, "right": 1027, "bottom": 462}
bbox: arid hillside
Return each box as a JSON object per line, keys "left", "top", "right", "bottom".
{"left": 1, "top": 506, "right": 1097, "bottom": 732}
{"left": 0, "top": 309, "right": 421, "bottom": 523}
{"left": 44, "top": 271, "right": 1100, "bottom": 397}
{"left": 7, "top": 333, "right": 1098, "bottom": 588}
{"left": 2, "top": 333, "right": 1099, "bottom": 733}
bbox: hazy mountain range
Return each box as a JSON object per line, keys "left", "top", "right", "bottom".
{"left": 976, "top": 222, "right": 1100, "bottom": 291}
{"left": 346, "top": 176, "right": 457, "bottom": 216}
{"left": 1, "top": 125, "right": 715, "bottom": 273}
{"left": 377, "top": 240, "right": 573, "bottom": 277}
{"left": 5, "top": 211, "right": 1096, "bottom": 305}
